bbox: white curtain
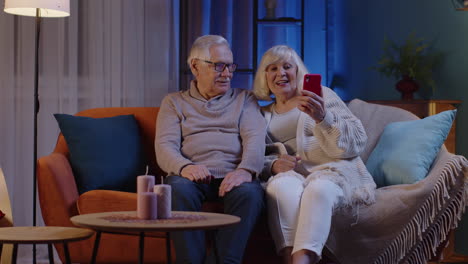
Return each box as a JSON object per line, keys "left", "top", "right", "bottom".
{"left": 0, "top": 0, "right": 178, "bottom": 262}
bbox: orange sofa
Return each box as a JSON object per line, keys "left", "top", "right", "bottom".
{"left": 38, "top": 102, "right": 468, "bottom": 264}
{"left": 37, "top": 107, "right": 280, "bottom": 264}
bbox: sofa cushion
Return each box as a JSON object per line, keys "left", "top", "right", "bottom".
{"left": 54, "top": 114, "right": 147, "bottom": 194}
{"left": 365, "top": 110, "right": 456, "bottom": 187}
{"left": 347, "top": 99, "right": 419, "bottom": 163}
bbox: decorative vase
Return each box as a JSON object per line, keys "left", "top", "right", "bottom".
{"left": 264, "top": 0, "right": 277, "bottom": 19}
{"left": 396, "top": 75, "right": 419, "bottom": 100}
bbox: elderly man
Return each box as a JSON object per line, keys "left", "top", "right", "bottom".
{"left": 155, "top": 35, "right": 266, "bottom": 264}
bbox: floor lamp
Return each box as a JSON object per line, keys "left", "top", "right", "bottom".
{"left": 3, "top": 0, "right": 69, "bottom": 262}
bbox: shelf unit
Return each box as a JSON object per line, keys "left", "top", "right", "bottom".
{"left": 252, "top": 0, "right": 305, "bottom": 72}
{"left": 178, "top": 0, "right": 306, "bottom": 91}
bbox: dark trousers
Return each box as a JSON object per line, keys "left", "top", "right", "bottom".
{"left": 166, "top": 175, "right": 264, "bottom": 264}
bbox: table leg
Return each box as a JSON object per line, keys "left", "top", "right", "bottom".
{"left": 47, "top": 244, "right": 55, "bottom": 264}
{"left": 90, "top": 231, "right": 101, "bottom": 264}
{"left": 63, "top": 242, "right": 71, "bottom": 264}
{"left": 210, "top": 231, "right": 220, "bottom": 264}
{"left": 138, "top": 232, "right": 145, "bottom": 264}
{"left": 11, "top": 244, "right": 17, "bottom": 264}
{"left": 33, "top": 244, "right": 36, "bottom": 264}
{"left": 166, "top": 232, "right": 171, "bottom": 264}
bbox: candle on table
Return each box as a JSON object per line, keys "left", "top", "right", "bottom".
{"left": 154, "top": 177, "right": 171, "bottom": 219}
{"left": 137, "top": 174, "right": 155, "bottom": 194}
{"left": 137, "top": 166, "right": 156, "bottom": 219}
{"left": 137, "top": 192, "right": 157, "bottom": 220}
{"left": 137, "top": 176, "right": 155, "bottom": 217}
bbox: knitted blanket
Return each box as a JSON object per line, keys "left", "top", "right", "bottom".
{"left": 326, "top": 99, "right": 468, "bottom": 264}
{"left": 327, "top": 152, "right": 467, "bottom": 264}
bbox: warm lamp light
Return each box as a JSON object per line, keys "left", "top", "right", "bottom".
{"left": 4, "top": 0, "right": 69, "bottom": 17}
{"left": 3, "top": 0, "right": 69, "bottom": 262}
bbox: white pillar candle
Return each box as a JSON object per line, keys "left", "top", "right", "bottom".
{"left": 137, "top": 175, "right": 155, "bottom": 194}
{"left": 154, "top": 184, "right": 171, "bottom": 219}
{"left": 137, "top": 192, "right": 157, "bottom": 220}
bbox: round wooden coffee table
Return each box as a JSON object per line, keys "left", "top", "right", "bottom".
{"left": 70, "top": 211, "right": 240, "bottom": 264}
{"left": 0, "top": 226, "right": 94, "bottom": 264}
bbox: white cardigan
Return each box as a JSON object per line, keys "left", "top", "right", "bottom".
{"left": 262, "top": 87, "right": 376, "bottom": 207}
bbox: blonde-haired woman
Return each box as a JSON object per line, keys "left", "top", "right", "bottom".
{"left": 253, "top": 45, "right": 376, "bottom": 264}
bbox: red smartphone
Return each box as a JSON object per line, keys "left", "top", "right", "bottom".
{"left": 303, "top": 74, "right": 322, "bottom": 97}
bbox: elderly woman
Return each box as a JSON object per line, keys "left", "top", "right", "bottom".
{"left": 253, "top": 45, "right": 376, "bottom": 264}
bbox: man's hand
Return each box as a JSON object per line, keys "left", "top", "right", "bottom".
{"left": 180, "top": 164, "right": 213, "bottom": 183}
{"left": 219, "top": 169, "right": 252, "bottom": 197}
{"left": 271, "top": 154, "right": 300, "bottom": 174}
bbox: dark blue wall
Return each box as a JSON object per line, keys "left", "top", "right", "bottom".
{"left": 318, "top": 0, "right": 468, "bottom": 255}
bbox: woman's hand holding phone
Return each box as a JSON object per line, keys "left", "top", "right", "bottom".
{"left": 298, "top": 74, "right": 325, "bottom": 123}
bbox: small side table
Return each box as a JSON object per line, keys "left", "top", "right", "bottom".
{"left": 71, "top": 211, "right": 241, "bottom": 264}
{"left": 0, "top": 226, "right": 94, "bottom": 264}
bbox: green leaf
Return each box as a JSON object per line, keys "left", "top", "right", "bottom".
{"left": 371, "top": 32, "right": 442, "bottom": 94}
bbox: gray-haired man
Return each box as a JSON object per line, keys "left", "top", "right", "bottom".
{"left": 155, "top": 35, "right": 266, "bottom": 264}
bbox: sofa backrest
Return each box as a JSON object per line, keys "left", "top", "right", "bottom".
{"left": 53, "top": 107, "right": 165, "bottom": 180}
{"left": 347, "top": 99, "right": 420, "bottom": 163}
{"left": 53, "top": 102, "right": 423, "bottom": 178}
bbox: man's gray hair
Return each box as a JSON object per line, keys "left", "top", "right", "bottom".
{"left": 187, "top": 35, "right": 230, "bottom": 66}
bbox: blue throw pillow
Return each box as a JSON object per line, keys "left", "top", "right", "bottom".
{"left": 366, "top": 110, "right": 456, "bottom": 187}
{"left": 54, "top": 114, "right": 146, "bottom": 194}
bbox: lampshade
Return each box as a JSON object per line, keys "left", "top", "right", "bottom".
{"left": 4, "top": 0, "right": 69, "bottom": 17}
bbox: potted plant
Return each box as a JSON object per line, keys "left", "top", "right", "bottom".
{"left": 372, "top": 33, "right": 442, "bottom": 100}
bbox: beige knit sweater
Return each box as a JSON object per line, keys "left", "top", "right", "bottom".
{"left": 155, "top": 81, "right": 266, "bottom": 179}
{"left": 263, "top": 87, "right": 376, "bottom": 207}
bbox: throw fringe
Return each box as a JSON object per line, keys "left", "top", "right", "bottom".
{"left": 373, "top": 155, "right": 468, "bottom": 264}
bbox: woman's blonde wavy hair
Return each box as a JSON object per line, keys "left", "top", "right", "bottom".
{"left": 253, "top": 45, "right": 309, "bottom": 101}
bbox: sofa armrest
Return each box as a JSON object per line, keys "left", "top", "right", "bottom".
{"left": 326, "top": 148, "right": 468, "bottom": 264}
{"left": 77, "top": 190, "right": 137, "bottom": 214}
{"left": 424, "top": 146, "right": 461, "bottom": 185}
{"left": 37, "top": 153, "right": 79, "bottom": 227}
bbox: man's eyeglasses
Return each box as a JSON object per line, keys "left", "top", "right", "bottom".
{"left": 200, "top": 60, "right": 237, "bottom": 73}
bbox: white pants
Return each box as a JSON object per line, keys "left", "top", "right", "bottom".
{"left": 265, "top": 171, "right": 344, "bottom": 258}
